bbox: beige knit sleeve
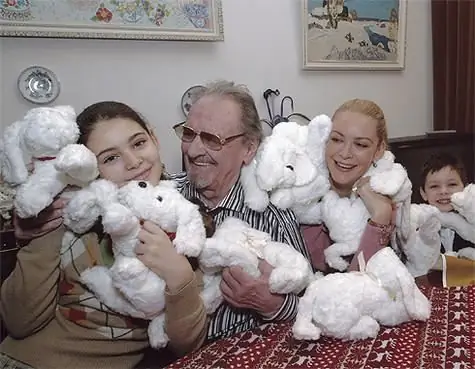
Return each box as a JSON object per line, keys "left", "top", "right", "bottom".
{"left": 0, "top": 227, "right": 64, "bottom": 338}
{"left": 164, "top": 269, "right": 208, "bottom": 356}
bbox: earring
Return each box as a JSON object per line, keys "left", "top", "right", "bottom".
{"left": 372, "top": 161, "right": 377, "bottom": 168}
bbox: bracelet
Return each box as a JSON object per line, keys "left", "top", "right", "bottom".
{"left": 368, "top": 219, "right": 395, "bottom": 246}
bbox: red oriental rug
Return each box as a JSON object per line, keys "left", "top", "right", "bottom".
{"left": 168, "top": 285, "right": 474, "bottom": 369}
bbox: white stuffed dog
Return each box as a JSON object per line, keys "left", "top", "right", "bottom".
{"left": 437, "top": 183, "right": 475, "bottom": 260}
{"left": 241, "top": 115, "right": 332, "bottom": 224}
{"left": 63, "top": 179, "right": 206, "bottom": 348}
{"left": 322, "top": 151, "right": 413, "bottom": 271}
{"left": 450, "top": 183, "right": 475, "bottom": 225}
{"left": 198, "top": 217, "right": 313, "bottom": 313}
{"left": 292, "top": 247, "right": 431, "bottom": 342}
{"left": 0, "top": 106, "right": 98, "bottom": 218}
{"left": 403, "top": 204, "right": 443, "bottom": 277}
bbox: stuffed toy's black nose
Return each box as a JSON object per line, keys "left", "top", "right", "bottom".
{"left": 138, "top": 181, "right": 147, "bottom": 188}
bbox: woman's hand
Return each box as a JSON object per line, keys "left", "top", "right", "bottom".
{"left": 135, "top": 220, "right": 194, "bottom": 293}
{"left": 14, "top": 197, "right": 66, "bottom": 244}
{"left": 220, "top": 260, "right": 284, "bottom": 316}
{"left": 354, "top": 177, "right": 393, "bottom": 225}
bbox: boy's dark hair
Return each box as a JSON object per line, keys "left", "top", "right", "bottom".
{"left": 420, "top": 152, "right": 467, "bottom": 188}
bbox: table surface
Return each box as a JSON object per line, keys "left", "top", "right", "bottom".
{"left": 168, "top": 284, "right": 474, "bottom": 369}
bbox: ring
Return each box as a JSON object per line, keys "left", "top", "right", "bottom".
{"left": 352, "top": 185, "right": 358, "bottom": 193}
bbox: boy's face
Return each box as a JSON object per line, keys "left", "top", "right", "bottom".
{"left": 420, "top": 166, "right": 465, "bottom": 212}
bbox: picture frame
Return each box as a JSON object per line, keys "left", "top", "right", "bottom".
{"left": 0, "top": 0, "right": 224, "bottom": 41}
{"left": 303, "top": 0, "right": 407, "bottom": 70}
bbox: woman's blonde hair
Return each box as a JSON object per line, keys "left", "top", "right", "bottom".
{"left": 332, "top": 99, "right": 388, "bottom": 148}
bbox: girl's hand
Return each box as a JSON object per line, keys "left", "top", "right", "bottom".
{"left": 354, "top": 177, "right": 393, "bottom": 225}
{"left": 14, "top": 197, "right": 66, "bottom": 244}
{"left": 135, "top": 220, "right": 194, "bottom": 293}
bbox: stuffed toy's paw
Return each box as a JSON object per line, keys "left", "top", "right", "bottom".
{"left": 292, "top": 317, "right": 322, "bottom": 341}
{"left": 263, "top": 241, "right": 313, "bottom": 294}
{"left": 457, "top": 247, "right": 475, "bottom": 260}
{"left": 293, "top": 201, "right": 323, "bottom": 225}
{"left": 63, "top": 188, "right": 102, "bottom": 234}
{"left": 269, "top": 188, "right": 294, "bottom": 209}
{"left": 451, "top": 184, "right": 475, "bottom": 224}
{"left": 102, "top": 202, "right": 137, "bottom": 236}
{"left": 323, "top": 242, "right": 355, "bottom": 271}
{"left": 148, "top": 314, "right": 169, "bottom": 349}
{"left": 348, "top": 316, "right": 381, "bottom": 340}
{"left": 418, "top": 212, "right": 442, "bottom": 245}
{"left": 112, "top": 257, "right": 149, "bottom": 282}
{"left": 200, "top": 273, "right": 224, "bottom": 314}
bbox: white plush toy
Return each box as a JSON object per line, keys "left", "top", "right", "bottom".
{"left": 322, "top": 151, "right": 413, "bottom": 271}
{"left": 0, "top": 106, "right": 99, "bottom": 218}
{"left": 437, "top": 183, "right": 475, "bottom": 260}
{"left": 241, "top": 115, "right": 332, "bottom": 224}
{"left": 198, "top": 217, "right": 313, "bottom": 313}
{"left": 292, "top": 247, "right": 431, "bottom": 342}
{"left": 403, "top": 204, "right": 443, "bottom": 277}
{"left": 63, "top": 179, "right": 206, "bottom": 348}
{"left": 451, "top": 183, "right": 475, "bottom": 225}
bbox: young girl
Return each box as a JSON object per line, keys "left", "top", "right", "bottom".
{"left": 0, "top": 102, "right": 208, "bottom": 369}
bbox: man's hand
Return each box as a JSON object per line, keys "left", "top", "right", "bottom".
{"left": 220, "top": 260, "right": 284, "bottom": 316}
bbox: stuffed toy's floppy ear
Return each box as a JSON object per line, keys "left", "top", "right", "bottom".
{"left": 173, "top": 197, "right": 206, "bottom": 257}
{"left": 396, "top": 270, "right": 431, "bottom": 321}
{"left": 306, "top": 114, "right": 332, "bottom": 167}
{"left": 1, "top": 120, "right": 30, "bottom": 185}
{"left": 240, "top": 158, "right": 269, "bottom": 212}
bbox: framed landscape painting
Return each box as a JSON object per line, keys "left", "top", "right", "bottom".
{"left": 0, "top": 0, "right": 224, "bottom": 41}
{"left": 303, "top": 0, "right": 407, "bottom": 70}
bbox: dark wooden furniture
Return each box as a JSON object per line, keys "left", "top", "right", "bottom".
{"left": 1, "top": 230, "right": 18, "bottom": 342}
{"left": 389, "top": 132, "right": 474, "bottom": 204}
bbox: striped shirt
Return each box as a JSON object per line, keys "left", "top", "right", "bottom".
{"left": 168, "top": 172, "right": 310, "bottom": 342}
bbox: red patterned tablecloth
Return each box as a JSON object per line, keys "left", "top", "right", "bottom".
{"left": 168, "top": 285, "right": 474, "bottom": 369}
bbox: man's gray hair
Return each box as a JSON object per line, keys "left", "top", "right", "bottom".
{"left": 195, "top": 80, "right": 263, "bottom": 144}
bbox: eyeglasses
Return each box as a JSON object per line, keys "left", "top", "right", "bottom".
{"left": 173, "top": 122, "right": 245, "bottom": 151}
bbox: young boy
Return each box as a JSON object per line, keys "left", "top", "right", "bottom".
{"left": 419, "top": 152, "right": 474, "bottom": 256}
{"left": 414, "top": 152, "right": 475, "bottom": 286}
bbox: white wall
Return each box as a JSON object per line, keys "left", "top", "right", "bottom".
{"left": 0, "top": 0, "right": 433, "bottom": 173}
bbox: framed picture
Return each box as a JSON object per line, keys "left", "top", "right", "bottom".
{"left": 0, "top": 0, "right": 224, "bottom": 41}
{"left": 303, "top": 0, "right": 407, "bottom": 70}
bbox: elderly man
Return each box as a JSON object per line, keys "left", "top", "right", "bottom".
{"left": 170, "top": 80, "right": 310, "bottom": 341}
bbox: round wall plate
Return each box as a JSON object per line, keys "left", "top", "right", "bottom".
{"left": 181, "top": 85, "right": 205, "bottom": 116}
{"left": 17, "top": 66, "right": 60, "bottom": 105}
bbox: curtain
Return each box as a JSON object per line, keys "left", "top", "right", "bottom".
{"left": 431, "top": 0, "right": 475, "bottom": 133}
